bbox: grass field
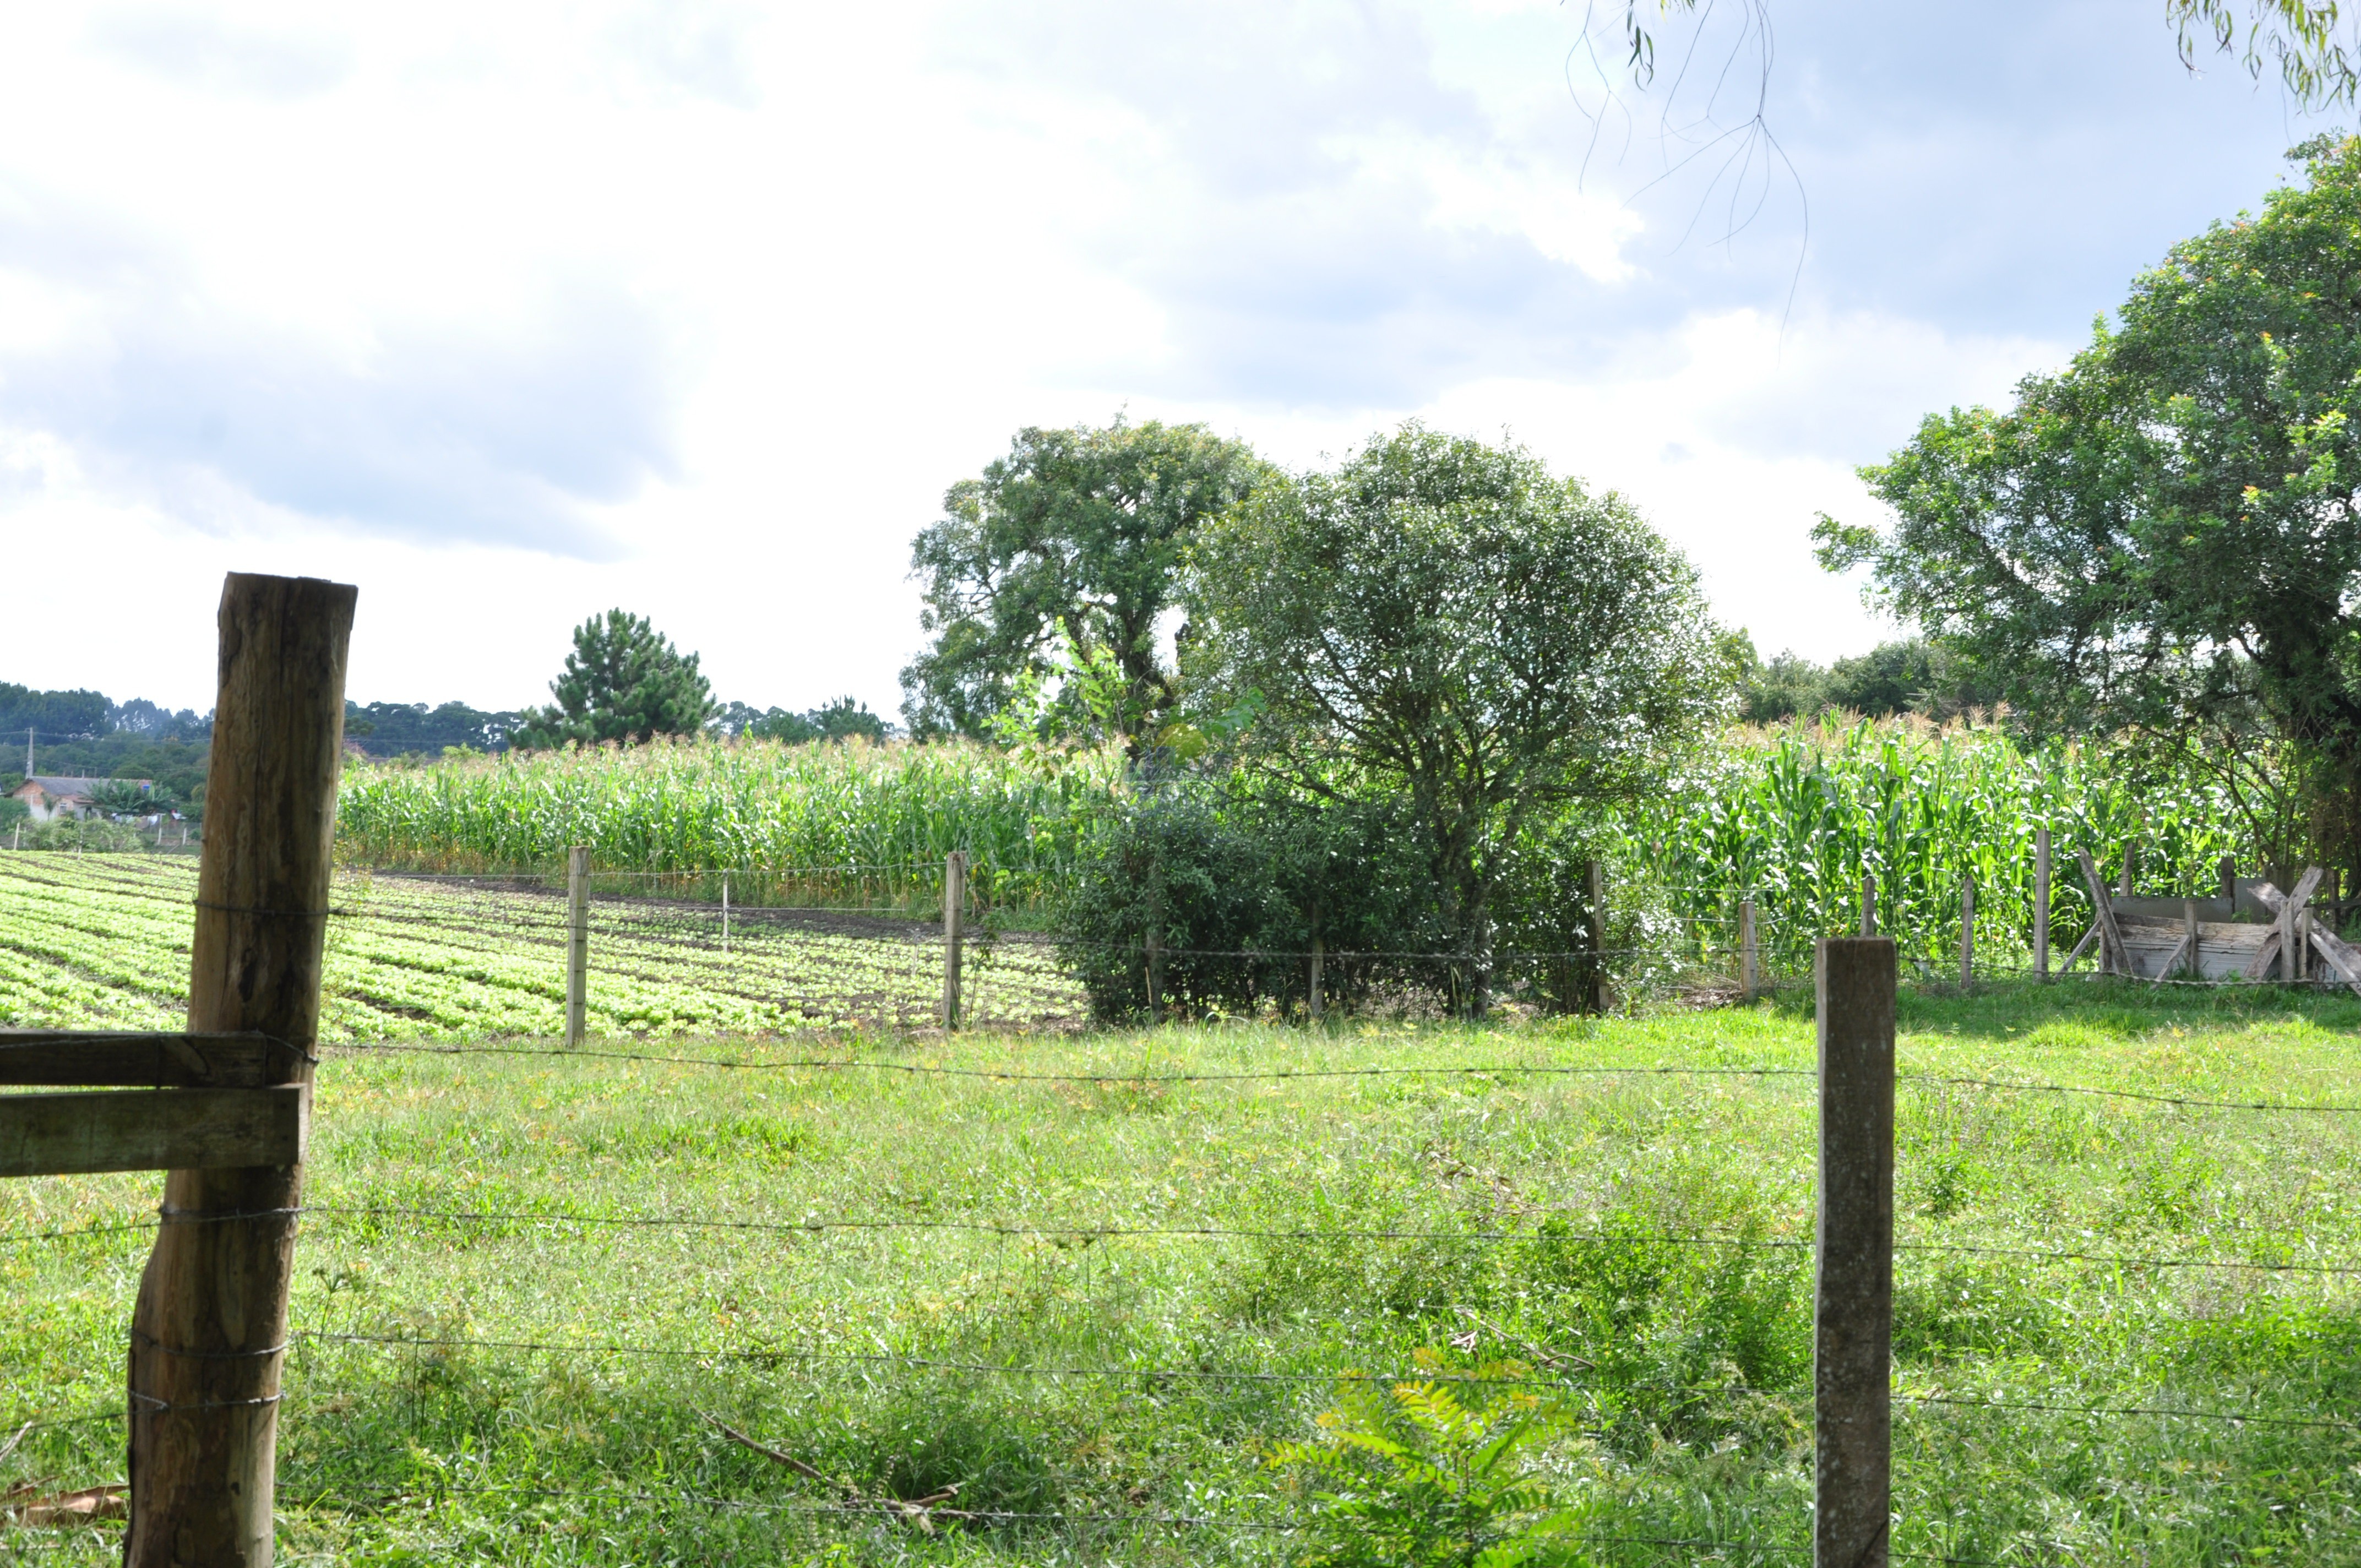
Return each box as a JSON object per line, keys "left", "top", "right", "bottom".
{"left": 4, "top": 977, "right": 2361, "bottom": 1564}
{"left": 0, "top": 854, "right": 1083, "bottom": 1038}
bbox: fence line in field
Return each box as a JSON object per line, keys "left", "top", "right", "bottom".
{"left": 10, "top": 865, "right": 2361, "bottom": 1556}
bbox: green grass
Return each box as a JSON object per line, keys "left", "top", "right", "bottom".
{"left": 4, "top": 981, "right": 2360, "bottom": 1563}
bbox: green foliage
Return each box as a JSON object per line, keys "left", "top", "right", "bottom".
{"left": 1614, "top": 716, "right": 2250, "bottom": 976}
{"left": 335, "top": 735, "right": 1123, "bottom": 895}
{"left": 0, "top": 682, "right": 110, "bottom": 741}
{"left": 1049, "top": 785, "right": 1437, "bottom": 1020}
{"left": 515, "top": 609, "right": 716, "bottom": 748}
{"left": 1733, "top": 636, "right": 2006, "bottom": 724}
{"left": 1187, "top": 424, "right": 1725, "bottom": 1012}
{"left": 345, "top": 700, "right": 528, "bottom": 756}
{"left": 1269, "top": 1364, "right": 1581, "bottom": 1568}
{"left": 11, "top": 816, "right": 146, "bottom": 852}
{"left": 1835, "top": 139, "right": 2361, "bottom": 865}
{"left": 901, "top": 415, "right": 1270, "bottom": 747}
{"left": 86, "top": 779, "right": 168, "bottom": 818}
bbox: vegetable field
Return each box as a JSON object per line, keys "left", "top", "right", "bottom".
{"left": 0, "top": 854, "right": 1084, "bottom": 1038}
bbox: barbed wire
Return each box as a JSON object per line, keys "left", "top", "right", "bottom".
{"left": 317, "top": 1045, "right": 1818, "bottom": 1082}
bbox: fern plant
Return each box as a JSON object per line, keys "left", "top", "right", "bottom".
{"left": 1270, "top": 1356, "right": 1583, "bottom": 1567}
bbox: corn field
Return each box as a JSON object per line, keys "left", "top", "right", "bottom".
{"left": 336, "top": 723, "right": 2286, "bottom": 978}
{"left": 1612, "top": 717, "right": 2253, "bottom": 979}
{"left": 334, "top": 737, "right": 1125, "bottom": 905}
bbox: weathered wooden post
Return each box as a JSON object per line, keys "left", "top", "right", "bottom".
{"left": 2075, "top": 848, "right": 2126, "bottom": 977}
{"left": 1145, "top": 925, "right": 1163, "bottom": 1025}
{"left": 126, "top": 572, "right": 353, "bottom": 1568}
{"left": 1816, "top": 935, "right": 1895, "bottom": 1568}
{"left": 2219, "top": 854, "right": 2237, "bottom": 904}
{"left": 1307, "top": 934, "right": 1324, "bottom": 1023}
{"left": 2034, "top": 828, "right": 2052, "bottom": 982}
{"left": 1859, "top": 873, "right": 1876, "bottom": 938}
{"left": 565, "top": 846, "right": 590, "bottom": 1047}
{"left": 1959, "top": 870, "right": 1974, "bottom": 990}
{"left": 2119, "top": 837, "right": 2136, "bottom": 898}
{"left": 941, "top": 850, "right": 966, "bottom": 1029}
{"left": 1585, "top": 859, "right": 1608, "bottom": 1015}
{"left": 721, "top": 873, "right": 730, "bottom": 955}
{"left": 1739, "top": 897, "right": 1760, "bottom": 1000}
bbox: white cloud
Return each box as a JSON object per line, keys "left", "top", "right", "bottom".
{"left": 0, "top": 0, "right": 2322, "bottom": 719}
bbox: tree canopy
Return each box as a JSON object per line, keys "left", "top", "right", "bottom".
{"left": 1820, "top": 137, "right": 2361, "bottom": 859}
{"left": 516, "top": 610, "right": 715, "bottom": 748}
{"left": 1184, "top": 425, "right": 1726, "bottom": 1010}
{"left": 900, "top": 417, "right": 1270, "bottom": 749}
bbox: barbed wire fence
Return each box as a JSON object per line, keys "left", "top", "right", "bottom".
{"left": 4, "top": 856, "right": 2361, "bottom": 1558}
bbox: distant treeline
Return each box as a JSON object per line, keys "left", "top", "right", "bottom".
{"left": 345, "top": 697, "right": 892, "bottom": 758}
{"left": 1732, "top": 637, "right": 2006, "bottom": 725}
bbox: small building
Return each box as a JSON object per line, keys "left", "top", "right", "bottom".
{"left": 9, "top": 776, "right": 153, "bottom": 822}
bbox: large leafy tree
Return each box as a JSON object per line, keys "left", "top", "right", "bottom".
{"left": 1184, "top": 425, "right": 1727, "bottom": 1014}
{"left": 900, "top": 417, "right": 1269, "bottom": 748}
{"left": 1819, "top": 137, "right": 2361, "bottom": 865}
{"left": 516, "top": 609, "right": 715, "bottom": 748}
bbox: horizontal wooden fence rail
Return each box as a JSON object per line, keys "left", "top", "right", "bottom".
{"left": 0, "top": 1085, "right": 307, "bottom": 1179}
{"left": 0, "top": 1030, "right": 290, "bottom": 1088}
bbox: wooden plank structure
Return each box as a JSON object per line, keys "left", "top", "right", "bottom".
{"left": 2059, "top": 852, "right": 2361, "bottom": 993}
{"left": 0, "top": 573, "right": 352, "bottom": 1567}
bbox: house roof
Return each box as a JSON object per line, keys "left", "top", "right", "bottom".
{"left": 14, "top": 776, "right": 151, "bottom": 799}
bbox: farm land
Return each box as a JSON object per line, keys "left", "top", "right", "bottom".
{"left": 0, "top": 856, "right": 1084, "bottom": 1040}
{"left": 6, "top": 848, "right": 2361, "bottom": 1562}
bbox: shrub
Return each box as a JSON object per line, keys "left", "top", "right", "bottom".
{"left": 1269, "top": 1358, "right": 1582, "bottom": 1568}
{"left": 1051, "top": 783, "right": 1441, "bottom": 1021}
{"left": 12, "top": 817, "right": 146, "bottom": 852}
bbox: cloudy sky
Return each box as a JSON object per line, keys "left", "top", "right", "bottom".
{"left": 0, "top": 1, "right": 2334, "bottom": 718}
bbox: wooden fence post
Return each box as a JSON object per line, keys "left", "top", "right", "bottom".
{"left": 1739, "top": 898, "right": 1759, "bottom": 1000}
{"left": 942, "top": 851, "right": 965, "bottom": 1030}
{"left": 2219, "top": 854, "right": 2237, "bottom": 904}
{"left": 1585, "top": 859, "right": 1608, "bottom": 1015}
{"left": 1959, "top": 870, "right": 1974, "bottom": 990}
{"left": 1816, "top": 935, "right": 1896, "bottom": 1568}
{"left": 2075, "top": 848, "right": 2126, "bottom": 976}
{"left": 1145, "top": 925, "right": 1163, "bottom": 1025}
{"left": 1859, "top": 873, "right": 1876, "bottom": 938}
{"left": 721, "top": 873, "right": 730, "bottom": 956}
{"left": 565, "top": 846, "right": 589, "bottom": 1048}
{"left": 126, "top": 573, "right": 354, "bottom": 1568}
{"left": 1308, "top": 935, "right": 1324, "bottom": 1023}
{"left": 2034, "top": 828, "right": 2051, "bottom": 982}
{"left": 2119, "top": 839, "right": 2135, "bottom": 898}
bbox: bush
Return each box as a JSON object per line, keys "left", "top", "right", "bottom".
{"left": 12, "top": 817, "right": 147, "bottom": 852}
{"left": 1050, "top": 784, "right": 1441, "bottom": 1021}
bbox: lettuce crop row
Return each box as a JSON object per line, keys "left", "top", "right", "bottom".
{"left": 0, "top": 856, "right": 1084, "bottom": 1038}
